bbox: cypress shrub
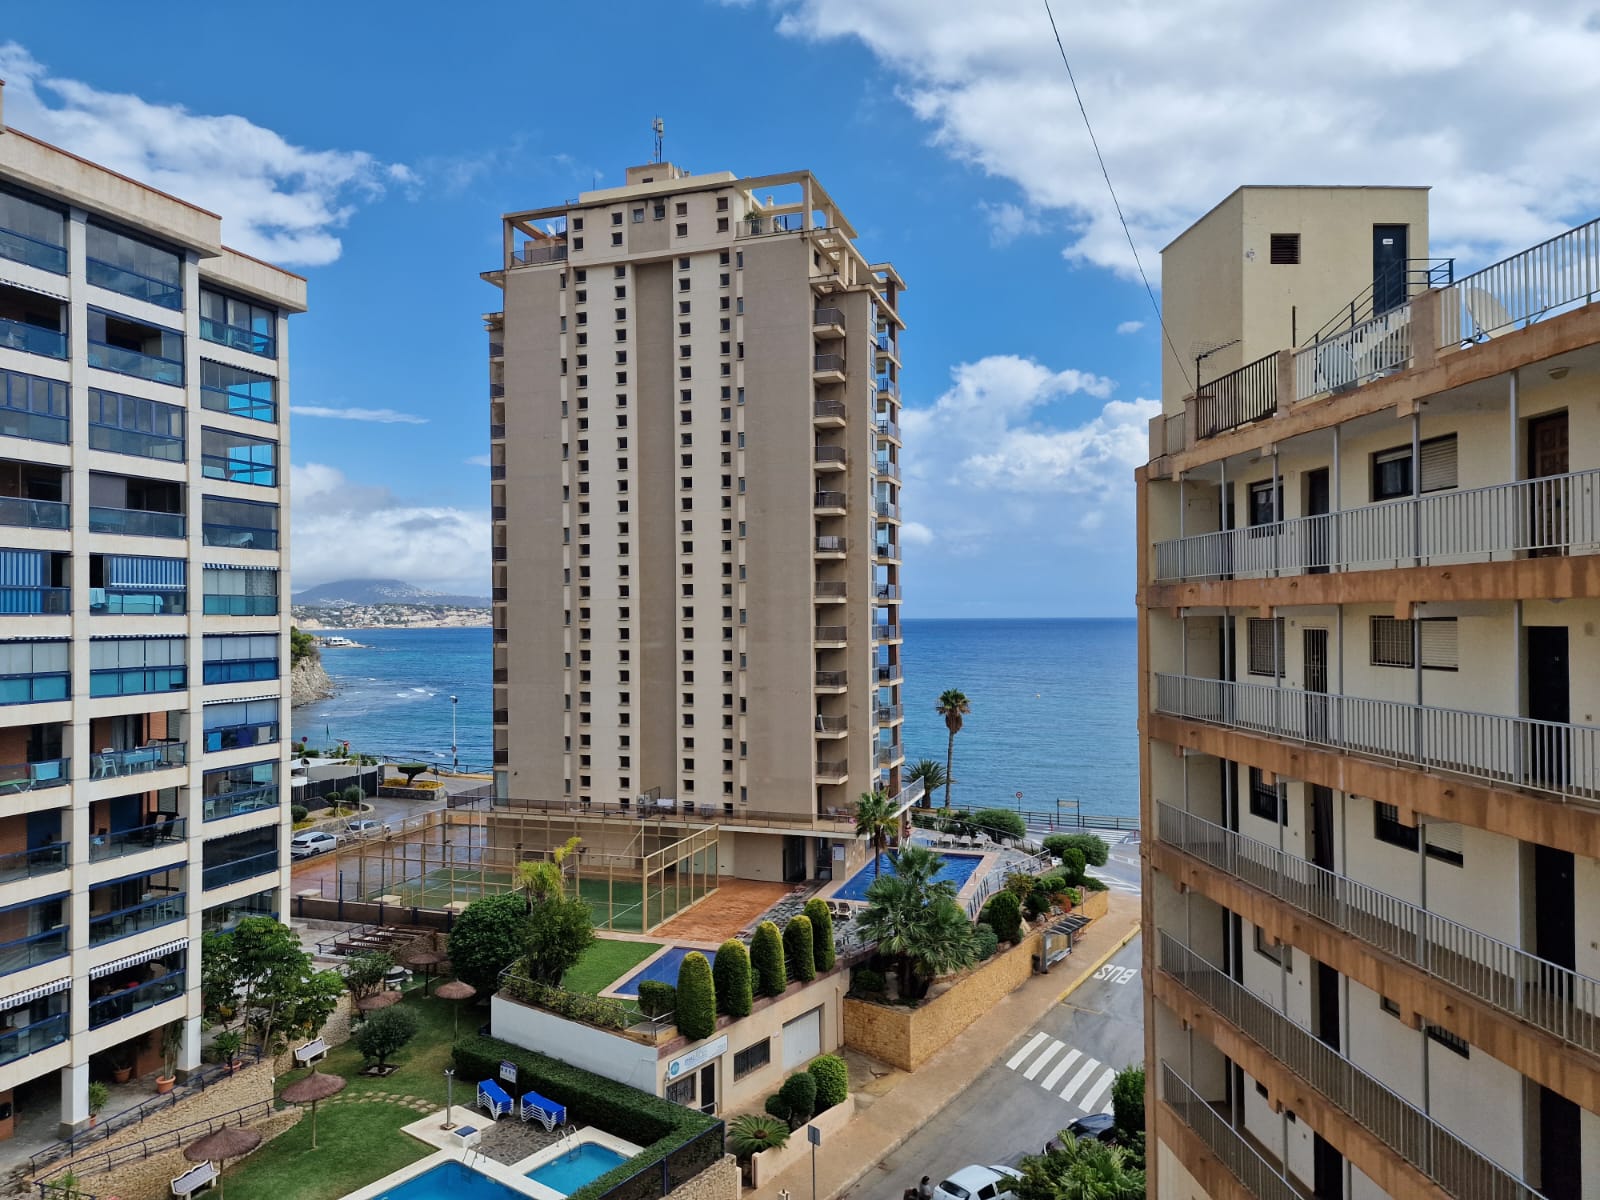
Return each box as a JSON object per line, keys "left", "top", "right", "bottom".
{"left": 806, "top": 1054, "right": 848, "bottom": 1111}
{"left": 984, "top": 891, "right": 1023, "bottom": 943}
{"left": 784, "top": 915, "right": 816, "bottom": 984}
{"left": 675, "top": 951, "right": 716, "bottom": 1042}
{"left": 637, "top": 980, "right": 676, "bottom": 1020}
{"left": 778, "top": 1072, "right": 816, "bottom": 1126}
{"left": 803, "top": 899, "right": 835, "bottom": 972}
{"left": 972, "top": 923, "right": 999, "bottom": 960}
{"left": 712, "top": 939, "right": 752, "bottom": 1018}
{"left": 751, "top": 921, "right": 787, "bottom": 996}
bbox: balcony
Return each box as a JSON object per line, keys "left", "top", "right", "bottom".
{"left": 0, "top": 497, "right": 67, "bottom": 531}
{"left": 814, "top": 714, "right": 848, "bottom": 736}
{"left": 91, "top": 743, "right": 185, "bottom": 779}
{"left": 1156, "top": 801, "right": 1600, "bottom": 1058}
{"left": 0, "top": 926, "right": 67, "bottom": 976}
{"left": 85, "top": 225, "right": 182, "bottom": 309}
{"left": 1153, "top": 673, "right": 1599, "bottom": 804}
{"left": 738, "top": 213, "right": 804, "bottom": 239}
{"left": 873, "top": 583, "right": 901, "bottom": 602}
{"left": 203, "top": 850, "right": 279, "bottom": 891}
{"left": 89, "top": 506, "right": 185, "bottom": 539}
{"left": 90, "top": 667, "right": 186, "bottom": 699}
{"left": 89, "top": 421, "right": 185, "bottom": 463}
{"left": 510, "top": 244, "right": 567, "bottom": 267}
{"left": 814, "top": 536, "right": 846, "bottom": 557}
{"left": 0, "top": 208, "right": 66, "bottom": 274}
{"left": 874, "top": 459, "right": 901, "bottom": 482}
{"left": 1192, "top": 351, "right": 1279, "bottom": 440}
{"left": 813, "top": 580, "right": 846, "bottom": 602}
{"left": 814, "top": 626, "right": 848, "bottom": 646}
{"left": 0, "top": 842, "right": 68, "bottom": 884}
{"left": 1158, "top": 931, "right": 1539, "bottom": 1200}
{"left": 0, "top": 757, "right": 68, "bottom": 793}
{"left": 813, "top": 400, "right": 847, "bottom": 426}
{"left": 88, "top": 339, "right": 183, "bottom": 387}
{"left": 876, "top": 703, "right": 904, "bottom": 725}
{"left": 203, "top": 720, "right": 279, "bottom": 753}
{"left": 88, "top": 895, "right": 185, "bottom": 946}
{"left": 814, "top": 670, "right": 848, "bottom": 691}
{"left": 0, "top": 1012, "right": 67, "bottom": 1068}
{"left": 0, "top": 586, "right": 68, "bottom": 615}
{"left": 203, "top": 783, "right": 279, "bottom": 821}
{"left": 91, "top": 587, "right": 187, "bottom": 616}
{"left": 812, "top": 308, "right": 846, "bottom": 337}
{"left": 89, "top": 817, "right": 186, "bottom": 864}
{"left": 875, "top": 745, "right": 902, "bottom": 767}
{"left": 815, "top": 760, "right": 848, "bottom": 783}
{"left": 813, "top": 353, "right": 845, "bottom": 383}
{"left": 88, "top": 970, "right": 184, "bottom": 1030}
{"left": 874, "top": 499, "right": 899, "bottom": 521}
{"left": 0, "top": 670, "right": 69, "bottom": 706}
{"left": 86, "top": 258, "right": 182, "bottom": 310}
{"left": 1154, "top": 467, "right": 1600, "bottom": 583}
{"left": 876, "top": 417, "right": 901, "bottom": 442}
{"left": 873, "top": 623, "right": 903, "bottom": 642}
{"left": 875, "top": 663, "right": 903, "bottom": 684}
{"left": 814, "top": 491, "right": 847, "bottom": 514}
{"left": 203, "top": 593, "right": 278, "bottom": 616}
{"left": 874, "top": 543, "right": 901, "bottom": 564}
{"left": 875, "top": 376, "right": 898, "bottom": 399}
{"left": 813, "top": 444, "right": 846, "bottom": 470}
{"left": 1159, "top": 1064, "right": 1301, "bottom": 1200}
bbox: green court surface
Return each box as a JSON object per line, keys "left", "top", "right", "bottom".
{"left": 367, "top": 868, "right": 688, "bottom": 932}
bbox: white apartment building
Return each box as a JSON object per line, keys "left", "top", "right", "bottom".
{"left": 1140, "top": 187, "right": 1600, "bottom": 1200}
{"left": 0, "top": 86, "right": 302, "bottom": 1142}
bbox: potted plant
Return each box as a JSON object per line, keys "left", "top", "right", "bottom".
{"left": 212, "top": 1029, "right": 243, "bottom": 1072}
{"left": 87, "top": 1082, "right": 109, "bottom": 1127}
{"left": 109, "top": 1048, "right": 133, "bottom": 1085}
{"left": 156, "top": 1020, "right": 182, "bottom": 1094}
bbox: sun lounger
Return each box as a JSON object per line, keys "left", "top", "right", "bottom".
{"left": 172, "top": 1161, "right": 218, "bottom": 1196}
{"left": 521, "top": 1089, "right": 567, "bottom": 1131}
{"left": 478, "top": 1079, "right": 514, "bottom": 1120}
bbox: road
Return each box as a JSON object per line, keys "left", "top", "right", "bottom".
{"left": 843, "top": 932, "right": 1145, "bottom": 1200}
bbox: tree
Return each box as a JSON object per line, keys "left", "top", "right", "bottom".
{"left": 521, "top": 893, "right": 595, "bottom": 985}
{"left": 784, "top": 915, "right": 816, "bottom": 983}
{"left": 904, "top": 758, "right": 948, "bottom": 809}
{"left": 1044, "top": 833, "right": 1110, "bottom": 869}
{"left": 353, "top": 1006, "right": 419, "bottom": 1070}
{"left": 853, "top": 790, "right": 896, "bottom": 877}
{"left": 857, "top": 868, "right": 976, "bottom": 999}
{"left": 777, "top": 1072, "right": 817, "bottom": 1127}
{"left": 396, "top": 762, "right": 431, "bottom": 786}
{"left": 201, "top": 917, "right": 345, "bottom": 1061}
{"left": 289, "top": 627, "right": 317, "bottom": 669}
{"left": 807, "top": 1054, "right": 848, "bottom": 1111}
{"left": 1014, "top": 1136, "right": 1145, "bottom": 1200}
{"left": 982, "top": 891, "right": 1023, "bottom": 943}
{"left": 1110, "top": 1065, "right": 1145, "bottom": 1140}
{"left": 728, "top": 1112, "right": 790, "bottom": 1163}
{"left": 751, "top": 921, "right": 787, "bottom": 997}
{"left": 1058, "top": 848, "right": 1088, "bottom": 888}
{"left": 935, "top": 689, "right": 971, "bottom": 809}
{"left": 343, "top": 952, "right": 394, "bottom": 1005}
{"left": 676, "top": 951, "right": 717, "bottom": 1041}
{"left": 803, "top": 899, "right": 835, "bottom": 973}
{"left": 971, "top": 808, "right": 1027, "bottom": 842}
{"left": 449, "top": 893, "right": 530, "bottom": 994}
{"left": 713, "top": 939, "right": 753, "bottom": 1017}
{"left": 517, "top": 836, "right": 582, "bottom": 907}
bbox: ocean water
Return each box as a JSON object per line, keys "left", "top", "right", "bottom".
{"left": 292, "top": 618, "right": 1138, "bottom": 821}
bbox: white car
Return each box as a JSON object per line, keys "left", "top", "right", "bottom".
{"left": 290, "top": 831, "right": 339, "bottom": 859}
{"left": 932, "top": 1166, "right": 1021, "bottom": 1200}
{"left": 344, "top": 819, "right": 391, "bottom": 838}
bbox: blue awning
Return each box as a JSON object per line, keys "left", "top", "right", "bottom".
{"left": 0, "top": 550, "right": 43, "bottom": 588}
{"left": 106, "top": 555, "right": 186, "bottom": 591}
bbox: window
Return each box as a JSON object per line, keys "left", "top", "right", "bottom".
{"left": 202, "top": 496, "right": 279, "bottom": 549}
{"left": 89, "top": 635, "right": 186, "bottom": 696}
{"left": 611, "top": 232, "right": 622, "bottom": 246}
{"left": 88, "top": 308, "right": 184, "bottom": 386}
{"left": 1246, "top": 617, "right": 1284, "bottom": 677}
{"left": 1371, "top": 435, "right": 1457, "bottom": 501}
{"left": 1247, "top": 767, "right": 1286, "bottom": 823}
{"left": 88, "top": 388, "right": 184, "bottom": 461}
{"left": 1254, "top": 925, "right": 1289, "bottom": 969}
{"left": 86, "top": 222, "right": 182, "bottom": 308}
{"left": 0, "top": 366, "right": 69, "bottom": 444}
{"left": 1247, "top": 480, "right": 1282, "bottom": 527}
{"left": 0, "top": 183, "right": 68, "bottom": 274}
{"left": 1374, "top": 800, "right": 1419, "bottom": 851}
{"left": 1424, "top": 821, "right": 1465, "bottom": 867}
{"left": 665, "top": 1076, "right": 695, "bottom": 1106}
{"left": 1380, "top": 996, "right": 1402, "bottom": 1018}
{"left": 203, "top": 633, "right": 279, "bottom": 684}
{"left": 202, "top": 427, "right": 277, "bottom": 487}
{"left": 611, "top": 212, "right": 622, "bottom": 226}
{"left": 0, "top": 638, "right": 70, "bottom": 704}
{"left": 1426, "top": 1024, "right": 1470, "bottom": 1058}
{"left": 1269, "top": 233, "right": 1301, "bottom": 265}
{"left": 200, "top": 361, "right": 276, "bottom": 423}
{"left": 1370, "top": 617, "right": 1458, "bottom": 670}
{"left": 203, "top": 567, "right": 278, "bottom": 615}
{"left": 90, "top": 553, "right": 186, "bottom": 614}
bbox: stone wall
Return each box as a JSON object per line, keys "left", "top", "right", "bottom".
{"left": 665, "top": 1151, "right": 741, "bottom": 1200}
{"left": 843, "top": 929, "right": 1043, "bottom": 1072}
{"left": 78, "top": 1108, "right": 302, "bottom": 1200}
{"left": 270, "top": 993, "right": 356, "bottom": 1073}
{"left": 1079, "top": 888, "right": 1110, "bottom": 921}
{"left": 748, "top": 1096, "right": 855, "bottom": 1187}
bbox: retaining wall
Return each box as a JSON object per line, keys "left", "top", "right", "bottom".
{"left": 747, "top": 1096, "right": 855, "bottom": 1188}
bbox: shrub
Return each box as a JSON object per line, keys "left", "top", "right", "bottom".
{"left": 354, "top": 1006, "right": 418, "bottom": 1068}
{"left": 290, "top": 804, "right": 308, "bottom": 823}
{"left": 522, "top": 893, "right": 595, "bottom": 985}
{"left": 971, "top": 808, "right": 1027, "bottom": 841}
{"left": 803, "top": 899, "right": 835, "bottom": 973}
{"left": 713, "top": 939, "right": 753, "bottom": 1018}
{"left": 1059, "top": 848, "right": 1088, "bottom": 887}
{"left": 1022, "top": 890, "right": 1050, "bottom": 921}
{"left": 449, "top": 893, "right": 530, "bottom": 994}
{"left": 397, "top": 762, "right": 431, "bottom": 785}
{"left": 1081, "top": 876, "right": 1108, "bottom": 892}
{"left": 984, "top": 891, "right": 1023, "bottom": 943}
{"left": 1038, "top": 874, "right": 1066, "bottom": 894}
{"left": 728, "top": 1112, "right": 790, "bottom": 1161}
{"left": 636, "top": 981, "right": 676, "bottom": 1020}
{"left": 676, "top": 952, "right": 716, "bottom": 1041}
{"left": 751, "top": 921, "right": 787, "bottom": 997}
{"left": 500, "top": 978, "right": 635, "bottom": 1030}
{"left": 807, "top": 1054, "right": 848, "bottom": 1111}
{"left": 1111, "top": 1065, "right": 1146, "bottom": 1138}
{"left": 851, "top": 967, "right": 885, "bottom": 996}
{"left": 972, "top": 924, "right": 999, "bottom": 960}
{"left": 1042, "top": 832, "right": 1110, "bottom": 868}
{"left": 1004, "top": 873, "right": 1036, "bottom": 900}
{"left": 1065, "top": 887, "right": 1083, "bottom": 907}
{"left": 778, "top": 1072, "right": 817, "bottom": 1126}
{"left": 764, "top": 1094, "right": 790, "bottom": 1122}
{"left": 784, "top": 915, "right": 816, "bottom": 984}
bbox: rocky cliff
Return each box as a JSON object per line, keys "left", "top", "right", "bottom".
{"left": 290, "top": 652, "right": 335, "bottom": 707}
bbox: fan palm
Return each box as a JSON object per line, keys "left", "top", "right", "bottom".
{"left": 905, "top": 758, "right": 948, "bottom": 809}
{"left": 853, "top": 790, "right": 895, "bottom": 877}
{"left": 935, "top": 689, "right": 971, "bottom": 809}
{"left": 727, "top": 1112, "right": 791, "bottom": 1160}
{"left": 1017, "top": 1136, "right": 1145, "bottom": 1200}
{"left": 857, "top": 870, "right": 975, "bottom": 997}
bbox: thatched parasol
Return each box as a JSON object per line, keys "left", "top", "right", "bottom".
{"left": 434, "top": 979, "right": 477, "bottom": 1038}
{"left": 280, "top": 1069, "right": 346, "bottom": 1150}
{"left": 403, "top": 949, "right": 444, "bottom": 995}
{"left": 357, "top": 990, "right": 402, "bottom": 1015}
{"left": 185, "top": 1125, "right": 263, "bottom": 1199}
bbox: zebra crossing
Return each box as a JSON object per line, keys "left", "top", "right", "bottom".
{"left": 1004, "top": 1033, "right": 1116, "bottom": 1111}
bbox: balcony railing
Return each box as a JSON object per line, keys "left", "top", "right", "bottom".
{"left": 874, "top": 460, "right": 901, "bottom": 481}
{"left": 874, "top": 376, "right": 897, "bottom": 396}
{"left": 0, "top": 587, "right": 68, "bottom": 615}
{"left": 814, "top": 714, "right": 848, "bottom": 733}
{"left": 0, "top": 226, "right": 67, "bottom": 275}
{"left": 813, "top": 353, "right": 844, "bottom": 374}
{"left": 0, "top": 406, "right": 68, "bottom": 445}
{"left": 875, "top": 499, "right": 899, "bottom": 520}
{"left": 88, "top": 341, "right": 183, "bottom": 387}
{"left": 1293, "top": 302, "right": 1412, "bottom": 403}
{"left": 85, "top": 259, "right": 182, "bottom": 309}
{"left": 875, "top": 704, "right": 904, "bottom": 723}
{"left": 813, "top": 308, "right": 844, "bottom": 328}
{"left": 91, "top": 588, "right": 186, "bottom": 615}
{"left": 203, "top": 721, "right": 279, "bottom": 753}
{"left": 815, "top": 536, "right": 847, "bottom": 554}
{"left": 89, "top": 423, "right": 185, "bottom": 462}
{"left": 0, "top": 842, "right": 68, "bottom": 884}
{"left": 876, "top": 418, "right": 900, "bottom": 440}
{"left": 874, "top": 544, "right": 900, "bottom": 562}
{"left": 0, "top": 757, "right": 68, "bottom": 792}
{"left": 873, "top": 623, "right": 902, "bottom": 641}
{"left": 1157, "top": 801, "right": 1600, "bottom": 1056}
{"left": 203, "top": 594, "right": 278, "bottom": 617}
{"left": 1159, "top": 1064, "right": 1300, "bottom": 1200}
{"left": 0, "top": 319, "right": 66, "bottom": 360}
{"left": 874, "top": 584, "right": 901, "bottom": 601}
{"left": 89, "top": 506, "right": 185, "bottom": 539}
{"left": 1439, "top": 216, "right": 1600, "bottom": 347}
{"left": 90, "top": 817, "right": 186, "bottom": 863}
{"left": 875, "top": 663, "right": 902, "bottom": 683}
{"left": 814, "top": 670, "right": 848, "bottom": 688}
{"left": 814, "top": 626, "right": 848, "bottom": 643}
{"left": 1153, "top": 467, "right": 1600, "bottom": 582}
{"left": 0, "top": 1011, "right": 67, "bottom": 1068}
{"left": 88, "top": 969, "right": 184, "bottom": 1030}
{"left": 90, "top": 668, "right": 186, "bottom": 698}
{"left": 1159, "top": 932, "right": 1539, "bottom": 1200}
{"left": 813, "top": 444, "right": 847, "bottom": 465}
{"left": 738, "top": 213, "right": 804, "bottom": 238}
{"left": 0, "top": 927, "right": 67, "bottom": 977}
{"left": 92, "top": 744, "right": 186, "bottom": 779}
{"left": 814, "top": 581, "right": 847, "bottom": 598}
{"left": 88, "top": 895, "right": 185, "bottom": 946}
{"left": 202, "top": 522, "right": 277, "bottom": 550}
{"left": 1154, "top": 672, "right": 1599, "bottom": 803}
{"left": 204, "top": 784, "right": 279, "bottom": 821}
{"left": 0, "top": 497, "right": 67, "bottom": 530}
{"left": 813, "top": 399, "right": 847, "bottom": 422}
{"left": 815, "top": 760, "right": 848, "bottom": 779}
{"left": 203, "top": 851, "right": 279, "bottom": 890}
{"left": 875, "top": 745, "right": 900, "bottom": 766}
{"left": 814, "top": 491, "right": 847, "bottom": 510}
{"left": 1194, "top": 352, "right": 1278, "bottom": 439}
{"left": 200, "top": 317, "right": 274, "bottom": 358}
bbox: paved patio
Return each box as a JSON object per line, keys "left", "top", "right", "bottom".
{"left": 651, "top": 879, "right": 792, "bottom": 942}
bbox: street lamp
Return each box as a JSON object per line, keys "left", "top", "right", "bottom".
{"left": 450, "top": 695, "right": 459, "bottom": 775}
{"left": 443, "top": 1068, "right": 455, "bottom": 1130}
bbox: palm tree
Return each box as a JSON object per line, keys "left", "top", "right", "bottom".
{"left": 857, "top": 869, "right": 976, "bottom": 997}
{"left": 516, "top": 836, "right": 580, "bottom": 907}
{"left": 936, "top": 689, "right": 971, "bottom": 809}
{"left": 905, "top": 758, "right": 948, "bottom": 809}
{"left": 1016, "top": 1137, "right": 1145, "bottom": 1200}
{"left": 853, "top": 790, "right": 895, "bottom": 877}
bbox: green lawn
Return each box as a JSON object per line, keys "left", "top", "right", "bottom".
{"left": 562, "top": 938, "right": 662, "bottom": 994}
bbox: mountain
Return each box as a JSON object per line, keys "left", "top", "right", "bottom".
{"left": 293, "top": 578, "right": 490, "bottom": 608}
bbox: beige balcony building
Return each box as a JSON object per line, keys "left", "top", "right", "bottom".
{"left": 483, "top": 162, "right": 914, "bottom": 888}
{"left": 0, "top": 86, "right": 302, "bottom": 1144}
{"left": 1139, "top": 186, "right": 1600, "bottom": 1200}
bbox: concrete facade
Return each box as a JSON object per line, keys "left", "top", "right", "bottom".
{"left": 0, "top": 96, "right": 301, "bottom": 1140}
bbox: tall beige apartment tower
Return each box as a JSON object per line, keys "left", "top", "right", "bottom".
{"left": 485, "top": 163, "right": 914, "bottom": 885}
{"left": 1139, "top": 186, "right": 1600, "bottom": 1200}
{"left": 0, "top": 87, "right": 302, "bottom": 1142}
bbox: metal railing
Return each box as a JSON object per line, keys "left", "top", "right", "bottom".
{"left": 0, "top": 929, "right": 69, "bottom": 977}
{"left": 0, "top": 318, "right": 66, "bottom": 359}
{"left": 815, "top": 536, "right": 846, "bottom": 553}
{"left": 90, "top": 817, "right": 186, "bottom": 862}
{"left": 814, "top": 353, "right": 844, "bottom": 373}
{"left": 814, "top": 399, "right": 847, "bottom": 421}
{"left": 1152, "top": 466, "right": 1600, "bottom": 581}
{"left": 35, "top": 1097, "right": 273, "bottom": 1181}
{"left": 1294, "top": 302, "right": 1413, "bottom": 402}
{"left": 1305, "top": 258, "right": 1455, "bottom": 346}
{"left": 876, "top": 417, "right": 900, "bottom": 440}
{"left": 1160, "top": 1064, "right": 1301, "bottom": 1200}
{"left": 814, "top": 444, "right": 847, "bottom": 464}
{"left": 1440, "top": 216, "right": 1600, "bottom": 347}
{"left": 874, "top": 543, "right": 899, "bottom": 561}
{"left": 1154, "top": 672, "right": 1599, "bottom": 803}
{"left": 88, "top": 341, "right": 183, "bottom": 387}
{"left": 874, "top": 459, "right": 901, "bottom": 480}
{"left": 1193, "top": 352, "right": 1277, "bottom": 439}
{"left": 1158, "top": 802, "right": 1600, "bottom": 1055}
{"left": 814, "top": 491, "right": 847, "bottom": 509}
{"left": 1159, "top": 932, "right": 1540, "bottom": 1200}
{"left": 92, "top": 743, "right": 186, "bottom": 778}
{"left": 813, "top": 308, "right": 844, "bottom": 327}
{"left": 874, "top": 583, "right": 901, "bottom": 600}
{"left": 512, "top": 243, "right": 568, "bottom": 266}
{"left": 814, "top": 670, "right": 847, "bottom": 687}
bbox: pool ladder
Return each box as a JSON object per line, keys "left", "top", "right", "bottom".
{"left": 561, "top": 1123, "right": 580, "bottom": 1145}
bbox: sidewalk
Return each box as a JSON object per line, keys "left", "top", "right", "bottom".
{"left": 747, "top": 891, "right": 1141, "bottom": 1200}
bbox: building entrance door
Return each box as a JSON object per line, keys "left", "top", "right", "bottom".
{"left": 1528, "top": 411, "right": 1569, "bottom": 556}
{"left": 1372, "top": 225, "right": 1409, "bottom": 314}
{"left": 1305, "top": 468, "right": 1330, "bottom": 573}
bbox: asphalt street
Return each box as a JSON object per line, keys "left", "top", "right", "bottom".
{"left": 843, "top": 931, "right": 1146, "bottom": 1200}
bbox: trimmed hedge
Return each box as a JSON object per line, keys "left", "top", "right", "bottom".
{"left": 778, "top": 1072, "right": 816, "bottom": 1126}
{"left": 502, "top": 977, "right": 635, "bottom": 1031}
{"left": 784, "top": 915, "right": 816, "bottom": 984}
{"left": 453, "top": 1034, "right": 720, "bottom": 1200}
{"left": 1043, "top": 832, "right": 1110, "bottom": 868}
{"left": 676, "top": 951, "right": 716, "bottom": 1042}
{"left": 751, "top": 921, "right": 787, "bottom": 997}
{"left": 983, "top": 891, "right": 1023, "bottom": 943}
{"left": 713, "top": 939, "right": 753, "bottom": 1018}
{"left": 970, "top": 808, "right": 1027, "bottom": 840}
{"left": 803, "top": 899, "right": 835, "bottom": 973}
{"left": 806, "top": 1053, "right": 848, "bottom": 1111}
{"left": 637, "top": 980, "right": 676, "bottom": 1020}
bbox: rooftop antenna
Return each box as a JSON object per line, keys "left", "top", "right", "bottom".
{"left": 651, "top": 117, "right": 665, "bottom": 164}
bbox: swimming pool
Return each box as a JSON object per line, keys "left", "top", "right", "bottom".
{"left": 613, "top": 946, "right": 717, "bottom": 997}
{"left": 832, "top": 851, "right": 984, "bottom": 903}
{"left": 373, "top": 1161, "right": 527, "bottom": 1200}
{"left": 526, "top": 1142, "right": 631, "bottom": 1193}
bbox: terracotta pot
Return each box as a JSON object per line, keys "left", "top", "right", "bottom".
{"left": 112, "top": 1067, "right": 132, "bottom": 1084}
{"left": 156, "top": 1075, "right": 175, "bottom": 1095}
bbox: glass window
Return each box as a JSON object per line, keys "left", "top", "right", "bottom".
{"left": 0, "top": 185, "right": 67, "bottom": 274}
{"left": 88, "top": 388, "right": 184, "bottom": 462}
{"left": 1374, "top": 801, "right": 1420, "bottom": 851}
{"left": 85, "top": 223, "right": 182, "bottom": 309}
{"left": 202, "top": 497, "right": 278, "bottom": 549}
{"left": 201, "top": 427, "right": 277, "bottom": 487}
{"left": 0, "top": 638, "right": 70, "bottom": 704}
{"left": 199, "top": 288, "right": 276, "bottom": 357}
{"left": 1246, "top": 617, "right": 1284, "bottom": 677}
{"left": 202, "top": 568, "right": 279, "bottom": 615}
{"left": 87, "top": 309, "right": 184, "bottom": 386}
{"left": 88, "top": 636, "right": 187, "bottom": 696}
{"left": 202, "top": 633, "right": 279, "bottom": 684}
{"left": 0, "top": 367, "right": 69, "bottom": 444}
{"left": 200, "top": 361, "right": 276, "bottom": 423}
{"left": 1247, "top": 767, "right": 1285, "bottom": 824}
{"left": 202, "top": 698, "right": 279, "bottom": 751}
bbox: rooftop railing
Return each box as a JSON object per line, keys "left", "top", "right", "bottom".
{"left": 1154, "top": 673, "right": 1600, "bottom": 803}
{"left": 1157, "top": 801, "right": 1600, "bottom": 1056}
{"left": 1159, "top": 1063, "right": 1301, "bottom": 1200}
{"left": 1294, "top": 302, "right": 1413, "bottom": 402}
{"left": 1194, "top": 352, "right": 1278, "bottom": 439}
{"left": 738, "top": 213, "right": 805, "bottom": 238}
{"left": 511, "top": 244, "right": 568, "bottom": 267}
{"left": 1159, "top": 932, "right": 1540, "bottom": 1200}
{"left": 1439, "top": 216, "right": 1600, "bottom": 346}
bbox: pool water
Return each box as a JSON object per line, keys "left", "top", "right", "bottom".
{"left": 832, "top": 851, "right": 984, "bottom": 903}
{"left": 614, "top": 946, "right": 716, "bottom": 998}
{"left": 526, "top": 1142, "right": 631, "bottom": 1193}
{"left": 376, "top": 1160, "right": 526, "bottom": 1200}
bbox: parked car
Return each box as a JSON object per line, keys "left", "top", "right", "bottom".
{"left": 290, "top": 831, "right": 339, "bottom": 859}
{"left": 344, "top": 819, "right": 391, "bottom": 838}
{"left": 1063, "top": 1112, "right": 1117, "bottom": 1143}
{"left": 932, "top": 1165, "right": 1020, "bottom": 1200}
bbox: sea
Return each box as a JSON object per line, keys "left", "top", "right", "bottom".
{"left": 292, "top": 618, "right": 1139, "bottom": 824}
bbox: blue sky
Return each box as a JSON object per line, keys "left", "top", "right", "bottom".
{"left": 5, "top": 1, "right": 1598, "bottom": 615}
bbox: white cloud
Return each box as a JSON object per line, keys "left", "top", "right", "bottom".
{"left": 900, "top": 521, "right": 935, "bottom": 546}
{"left": 0, "top": 42, "right": 410, "bottom": 266}
{"left": 977, "top": 200, "right": 1043, "bottom": 247}
{"left": 464, "top": 454, "right": 492, "bottom": 468}
{"left": 290, "top": 463, "right": 487, "bottom": 594}
{"left": 767, "top": 1, "right": 1600, "bottom": 276}
{"left": 291, "top": 406, "right": 428, "bottom": 425}
{"left": 1116, "top": 320, "right": 1144, "bottom": 335}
